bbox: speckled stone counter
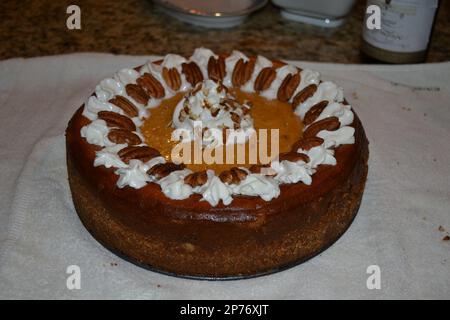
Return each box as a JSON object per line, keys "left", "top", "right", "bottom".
{"left": 1, "top": 0, "right": 449, "bottom": 62}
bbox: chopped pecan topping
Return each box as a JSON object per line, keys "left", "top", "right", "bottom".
{"left": 184, "top": 170, "right": 208, "bottom": 187}
{"left": 147, "top": 162, "right": 185, "bottom": 179}
{"left": 207, "top": 56, "right": 226, "bottom": 82}
{"left": 230, "top": 112, "right": 240, "bottom": 123}
{"left": 291, "top": 137, "right": 324, "bottom": 152}
{"left": 107, "top": 129, "right": 141, "bottom": 145}
{"left": 222, "top": 98, "right": 237, "bottom": 110}
{"left": 210, "top": 108, "right": 220, "bottom": 117}
{"left": 217, "top": 81, "right": 228, "bottom": 94}
{"left": 108, "top": 95, "right": 139, "bottom": 117}
{"left": 190, "top": 82, "right": 202, "bottom": 95}
{"left": 278, "top": 152, "right": 310, "bottom": 163}
{"left": 292, "top": 84, "right": 318, "bottom": 108}
{"left": 118, "top": 146, "right": 161, "bottom": 163}
{"left": 303, "top": 100, "right": 329, "bottom": 125}
{"left": 303, "top": 116, "right": 340, "bottom": 138}
{"left": 232, "top": 58, "right": 255, "bottom": 87}
{"left": 97, "top": 111, "right": 136, "bottom": 131}
{"left": 254, "top": 67, "right": 276, "bottom": 92}
{"left": 219, "top": 167, "right": 248, "bottom": 184}
{"left": 136, "top": 73, "right": 165, "bottom": 99}
{"left": 277, "top": 72, "right": 300, "bottom": 102}
{"left": 125, "top": 84, "right": 149, "bottom": 105}
{"left": 162, "top": 67, "right": 182, "bottom": 91}
{"left": 182, "top": 62, "right": 203, "bottom": 86}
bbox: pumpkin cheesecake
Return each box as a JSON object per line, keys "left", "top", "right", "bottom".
{"left": 66, "top": 48, "right": 369, "bottom": 278}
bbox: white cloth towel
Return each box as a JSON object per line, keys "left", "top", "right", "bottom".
{"left": 0, "top": 54, "right": 449, "bottom": 299}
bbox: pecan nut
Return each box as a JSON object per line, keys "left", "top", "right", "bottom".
{"left": 162, "top": 67, "right": 182, "bottom": 91}
{"left": 184, "top": 170, "right": 208, "bottom": 187}
{"left": 292, "top": 84, "right": 318, "bottom": 108}
{"left": 118, "top": 146, "right": 161, "bottom": 163}
{"left": 249, "top": 164, "right": 276, "bottom": 176}
{"left": 232, "top": 58, "right": 255, "bottom": 87}
{"left": 182, "top": 62, "right": 203, "bottom": 86}
{"left": 147, "top": 162, "right": 185, "bottom": 179}
{"left": 277, "top": 72, "right": 300, "bottom": 102}
{"left": 254, "top": 67, "right": 276, "bottom": 92}
{"left": 219, "top": 167, "right": 248, "bottom": 184}
{"left": 303, "top": 116, "right": 340, "bottom": 138}
{"left": 125, "top": 84, "right": 149, "bottom": 105}
{"left": 136, "top": 73, "right": 165, "bottom": 99}
{"left": 207, "top": 56, "right": 226, "bottom": 82}
{"left": 107, "top": 129, "right": 141, "bottom": 145}
{"left": 291, "top": 137, "right": 324, "bottom": 152}
{"left": 303, "top": 100, "right": 329, "bottom": 125}
{"left": 108, "top": 95, "right": 139, "bottom": 118}
{"left": 97, "top": 111, "right": 136, "bottom": 131}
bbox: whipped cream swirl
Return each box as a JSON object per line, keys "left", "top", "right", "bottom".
{"left": 172, "top": 79, "right": 254, "bottom": 147}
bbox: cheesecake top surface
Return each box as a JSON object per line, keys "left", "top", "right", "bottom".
{"left": 78, "top": 48, "right": 356, "bottom": 207}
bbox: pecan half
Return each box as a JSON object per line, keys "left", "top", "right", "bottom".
{"left": 277, "top": 72, "right": 300, "bottom": 102}
{"left": 207, "top": 56, "right": 226, "bottom": 82}
{"left": 303, "top": 100, "right": 329, "bottom": 126}
{"left": 162, "top": 67, "right": 182, "bottom": 91}
{"left": 108, "top": 95, "right": 139, "bottom": 117}
{"left": 147, "top": 162, "right": 185, "bottom": 179}
{"left": 278, "top": 152, "right": 310, "bottom": 163}
{"left": 249, "top": 164, "right": 275, "bottom": 176}
{"left": 292, "top": 84, "right": 318, "bottom": 108}
{"left": 249, "top": 164, "right": 270, "bottom": 173}
{"left": 232, "top": 58, "right": 255, "bottom": 87}
{"left": 182, "top": 62, "right": 203, "bottom": 86}
{"left": 254, "top": 67, "right": 276, "bottom": 92}
{"left": 184, "top": 170, "right": 208, "bottom": 187}
{"left": 303, "top": 116, "right": 340, "bottom": 138}
{"left": 97, "top": 111, "right": 136, "bottom": 131}
{"left": 243, "top": 59, "right": 256, "bottom": 84}
{"left": 107, "top": 129, "right": 141, "bottom": 145}
{"left": 125, "top": 84, "right": 149, "bottom": 105}
{"left": 222, "top": 98, "right": 237, "bottom": 110}
{"left": 136, "top": 73, "right": 165, "bottom": 99}
{"left": 219, "top": 167, "right": 248, "bottom": 184}
{"left": 291, "top": 137, "right": 324, "bottom": 152}
{"left": 118, "top": 146, "right": 161, "bottom": 163}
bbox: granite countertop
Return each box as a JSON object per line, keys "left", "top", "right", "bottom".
{"left": 1, "top": 0, "right": 449, "bottom": 63}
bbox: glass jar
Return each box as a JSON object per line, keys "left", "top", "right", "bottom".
{"left": 361, "top": 0, "right": 439, "bottom": 63}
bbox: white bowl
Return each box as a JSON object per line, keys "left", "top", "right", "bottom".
{"left": 272, "top": 0, "right": 357, "bottom": 27}
{"left": 154, "top": 0, "right": 268, "bottom": 29}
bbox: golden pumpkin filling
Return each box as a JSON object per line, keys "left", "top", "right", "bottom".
{"left": 140, "top": 89, "right": 303, "bottom": 174}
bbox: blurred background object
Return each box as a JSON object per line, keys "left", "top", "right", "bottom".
{"left": 361, "top": 0, "right": 440, "bottom": 64}
{"left": 272, "top": 0, "right": 357, "bottom": 28}
{"left": 0, "top": 0, "right": 448, "bottom": 63}
{"left": 153, "top": 0, "right": 268, "bottom": 28}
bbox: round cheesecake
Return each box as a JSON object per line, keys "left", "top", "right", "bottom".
{"left": 66, "top": 48, "right": 369, "bottom": 279}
